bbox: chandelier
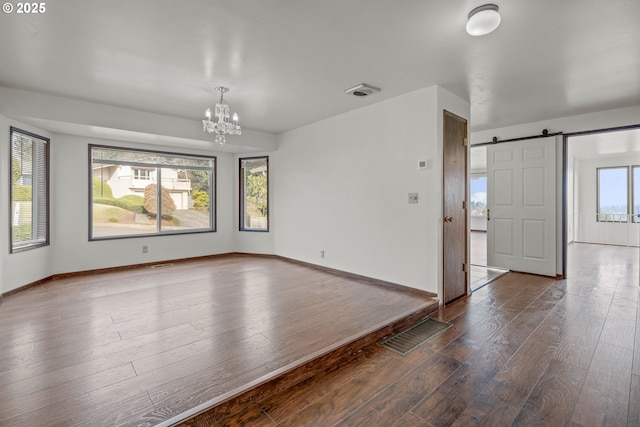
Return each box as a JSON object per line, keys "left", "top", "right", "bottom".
{"left": 202, "top": 86, "right": 242, "bottom": 145}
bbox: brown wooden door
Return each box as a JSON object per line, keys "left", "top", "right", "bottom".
{"left": 443, "top": 110, "right": 468, "bottom": 304}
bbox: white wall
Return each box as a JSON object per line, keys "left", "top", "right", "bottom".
{"left": 273, "top": 86, "right": 469, "bottom": 295}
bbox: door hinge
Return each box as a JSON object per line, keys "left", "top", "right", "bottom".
{"left": 463, "top": 137, "right": 468, "bottom": 147}
{"left": 462, "top": 200, "right": 466, "bottom": 210}
{"left": 462, "top": 263, "right": 467, "bottom": 272}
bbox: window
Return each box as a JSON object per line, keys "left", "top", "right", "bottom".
{"left": 240, "top": 156, "right": 268, "bottom": 231}
{"left": 470, "top": 174, "right": 487, "bottom": 217}
{"left": 10, "top": 127, "right": 49, "bottom": 252}
{"left": 90, "top": 145, "right": 215, "bottom": 239}
{"left": 597, "top": 167, "right": 628, "bottom": 222}
{"left": 634, "top": 166, "right": 640, "bottom": 223}
{"left": 133, "top": 168, "right": 151, "bottom": 180}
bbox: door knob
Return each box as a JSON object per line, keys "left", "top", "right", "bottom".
{"left": 444, "top": 216, "right": 454, "bottom": 223}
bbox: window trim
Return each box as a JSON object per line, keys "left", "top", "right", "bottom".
{"left": 10, "top": 127, "right": 50, "bottom": 253}
{"left": 239, "top": 156, "right": 269, "bottom": 232}
{"left": 596, "top": 166, "right": 629, "bottom": 223}
{"left": 89, "top": 144, "right": 216, "bottom": 240}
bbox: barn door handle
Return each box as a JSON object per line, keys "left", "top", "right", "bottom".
{"left": 444, "top": 216, "right": 454, "bottom": 223}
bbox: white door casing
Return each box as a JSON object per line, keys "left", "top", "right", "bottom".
{"left": 487, "top": 137, "right": 556, "bottom": 276}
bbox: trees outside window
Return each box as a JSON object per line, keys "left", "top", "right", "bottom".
{"left": 240, "top": 157, "right": 268, "bottom": 231}
{"left": 470, "top": 174, "right": 487, "bottom": 217}
{"left": 90, "top": 145, "right": 215, "bottom": 239}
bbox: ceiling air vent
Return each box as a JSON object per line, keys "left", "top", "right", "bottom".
{"left": 345, "top": 83, "right": 381, "bottom": 97}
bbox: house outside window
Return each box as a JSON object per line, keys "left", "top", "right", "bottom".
{"left": 90, "top": 145, "right": 215, "bottom": 239}
{"left": 240, "top": 156, "right": 268, "bottom": 231}
{"left": 10, "top": 127, "right": 49, "bottom": 252}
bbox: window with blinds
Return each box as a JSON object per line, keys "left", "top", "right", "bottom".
{"left": 10, "top": 127, "right": 50, "bottom": 252}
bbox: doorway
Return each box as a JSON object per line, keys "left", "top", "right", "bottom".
{"left": 469, "top": 145, "right": 508, "bottom": 290}
{"left": 565, "top": 126, "right": 640, "bottom": 273}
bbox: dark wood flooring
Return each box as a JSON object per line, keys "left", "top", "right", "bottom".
{"left": 3, "top": 243, "right": 639, "bottom": 426}
{"left": 214, "top": 243, "right": 640, "bottom": 426}
{"left": 0, "top": 254, "right": 437, "bottom": 426}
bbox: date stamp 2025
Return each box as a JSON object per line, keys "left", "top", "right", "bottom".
{"left": 3, "top": 2, "right": 47, "bottom": 14}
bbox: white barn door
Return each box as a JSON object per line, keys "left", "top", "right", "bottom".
{"left": 487, "top": 137, "right": 556, "bottom": 276}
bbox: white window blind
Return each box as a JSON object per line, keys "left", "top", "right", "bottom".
{"left": 11, "top": 128, "right": 49, "bottom": 252}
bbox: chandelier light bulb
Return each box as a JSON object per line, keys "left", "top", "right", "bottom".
{"left": 466, "top": 4, "right": 501, "bottom": 36}
{"left": 205, "top": 108, "right": 211, "bottom": 119}
{"left": 232, "top": 112, "right": 238, "bottom": 123}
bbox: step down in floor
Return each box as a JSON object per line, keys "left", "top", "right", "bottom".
{"left": 170, "top": 299, "right": 440, "bottom": 426}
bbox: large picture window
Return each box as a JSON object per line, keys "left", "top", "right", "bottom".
{"left": 90, "top": 145, "right": 215, "bottom": 239}
{"left": 10, "top": 128, "right": 50, "bottom": 252}
{"left": 240, "top": 156, "right": 268, "bottom": 231}
{"left": 597, "top": 167, "right": 628, "bottom": 222}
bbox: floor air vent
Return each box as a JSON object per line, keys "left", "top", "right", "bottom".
{"left": 379, "top": 317, "right": 452, "bottom": 356}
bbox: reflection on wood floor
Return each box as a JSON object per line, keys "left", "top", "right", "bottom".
{"left": 218, "top": 242, "right": 640, "bottom": 426}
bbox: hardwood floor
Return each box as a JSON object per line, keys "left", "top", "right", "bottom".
{"left": 215, "top": 243, "right": 640, "bottom": 426}
{"left": 3, "top": 243, "right": 639, "bottom": 426}
{"left": 0, "top": 254, "right": 437, "bottom": 426}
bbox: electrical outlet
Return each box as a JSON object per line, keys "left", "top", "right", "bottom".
{"left": 142, "top": 245, "right": 148, "bottom": 254}
{"left": 320, "top": 250, "right": 325, "bottom": 259}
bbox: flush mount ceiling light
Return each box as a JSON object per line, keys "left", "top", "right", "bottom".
{"left": 466, "top": 4, "right": 501, "bottom": 36}
{"left": 202, "top": 86, "right": 242, "bottom": 145}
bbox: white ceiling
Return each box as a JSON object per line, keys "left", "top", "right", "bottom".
{"left": 0, "top": 0, "right": 639, "bottom": 137}
{"left": 568, "top": 128, "right": 640, "bottom": 159}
